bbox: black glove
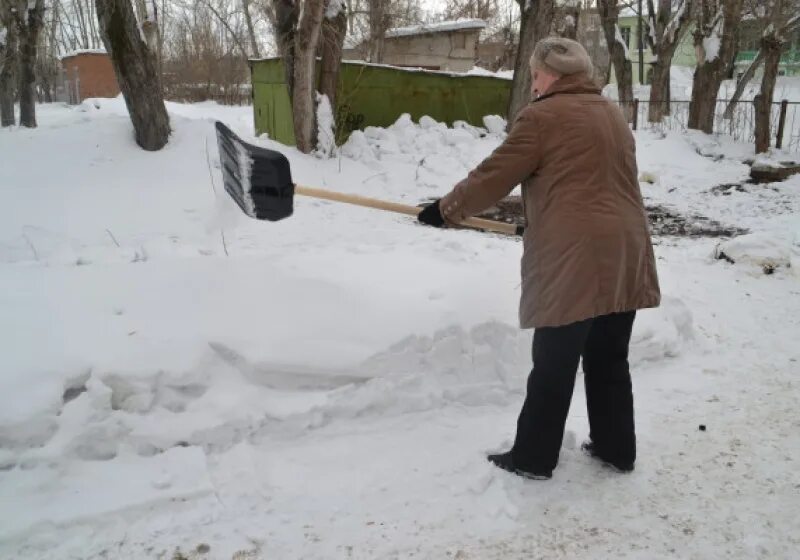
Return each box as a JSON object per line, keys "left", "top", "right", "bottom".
{"left": 418, "top": 199, "right": 445, "bottom": 228}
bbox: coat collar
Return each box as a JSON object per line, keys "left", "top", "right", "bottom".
{"left": 533, "top": 73, "right": 601, "bottom": 103}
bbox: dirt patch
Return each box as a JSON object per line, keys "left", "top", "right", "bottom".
{"left": 475, "top": 197, "right": 526, "bottom": 227}
{"left": 709, "top": 183, "right": 750, "bottom": 196}
{"left": 645, "top": 204, "right": 747, "bottom": 237}
{"left": 474, "top": 196, "right": 746, "bottom": 238}
{"left": 423, "top": 195, "right": 746, "bottom": 238}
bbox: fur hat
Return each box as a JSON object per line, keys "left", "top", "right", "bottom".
{"left": 530, "top": 37, "right": 593, "bottom": 76}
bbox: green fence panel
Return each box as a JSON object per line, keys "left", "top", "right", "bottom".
{"left": 250, "top": 58, "right": 511, "bottom": 146}
{"left": 253, "top": 82, "right": 296, "bottom": 145}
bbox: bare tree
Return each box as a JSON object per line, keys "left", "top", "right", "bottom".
{"left": 0, "top": 2, "right": 17, "bottom": 126}
{"left": 598, "top": 0, "right": 634, "bottom": 121}
{"left": 644, "top": 0, "right": 692, "bottom": 123}
{"left": 343, "top": 0, "right": 423, "bottom": 61}
{"left": 552, "top": 0, "right": 580, "bottom": 39}
{"left": 753, "top": 2, "right": 799, "bottom": 152}
{"left": 96, "top": 0, "right": 171, "bottom": 150}
{"left": 199, "top": 0, "right": 251, "bottom": 59}
{"left": 721, "top": 0, "right": 763, "bottom": 118}
{"left": 367, "top": 0, "right": 387, "bottom": 62}
{"left": 12, "top": 0, "right": 45, "bottom": 127}
{"left": 271, "top": 0, "right": 298, "bottom": 96}
{"left": 133, "top": 0, "right": 164, "bottom": 71}
{"left": 242, "top": 0, "right": 260, "bottom": 57}
{"left": 722, "top": 51, "right": 764, "bottom": 119}
{"left": 266, "top": 0, "right": 347, "bottom": 152}
{"left": 51, "top": 0, "right": 103, "bottom": 52}
{"left": 292, "top": 0, "right": 326, "bottom": 152}
{"left": 687, "top": 0, "right": 743, "bottom": 133}
{"left": 36, "top": 0, "right": 60, "bottom": 103}
{"left": 319, "top": 0, "right": 347, "bottom": 109}
{"left": 443, "top": 0, "right": 500, "bottom": 21}
{"left": 161, "top": 2, "right": 251, "bottom": 103}
{"left": 507, "top": 0, "right": 554, "bottom": 124}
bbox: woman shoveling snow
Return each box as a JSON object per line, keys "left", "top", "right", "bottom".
{"left": 418, "top": 37, "right": 661, "bottom": 480}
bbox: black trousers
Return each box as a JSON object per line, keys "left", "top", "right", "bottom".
{"left": 511, "top": 311, "right": 637, "bottom": 473}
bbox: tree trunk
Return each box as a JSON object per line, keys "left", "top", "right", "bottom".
{"left": 648, "top": 58, "right": 671, "bottom": 121}
{"left": 96, "top": 0, "right": 170, "bottom": 151}
{"left": 39, "top": 0, "right": 60, "bottom": 104}
{"left": 598, "top": 0, "right": 634, "bottom": 122}
{"left": 292, "top": 0, "right": 326, "bottom": 153}
{"left": 554, "top": 5, "right": 580, "bottom": 39}
{"left": 272, "top": 0, "right": 298, "bottom": 99}
{"left": 134, "top": 1, "right": 158, "bottom": 53}
{"left": 368, "top": 0, "right": 386, "bottom": 63}
{"left": 754, "top": 36, "right": 782, "bottom": 153}
{"left": 242, "top": 0, "right": 261, "bottom": 58}
{"left": 507, "top": 0, "right": 555, "bottom": 124}
{"left": 15, "top": 0, "right": 45, "bottom": 128}
{"left": 645, "top": 0, "right": 692, "bottom": 123}
{"left": 723, "top": 49, "right": 764, "bottom": 119}
{"left": 319, "top": 3, "right": 347, "bottom": 110}
{"left": 0, "top": 10, "right": 17, "bottom": 127}
{"left": 688, "top": 0, "right": 743, "bottom": 133}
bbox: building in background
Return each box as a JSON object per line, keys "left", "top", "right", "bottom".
{"left": 57, "top": 50, "right": 120, "bottom": 105}
{"left": 343, "top": 19, "right": 486, "bottom": 72}
{"left": 610, "top": 11, "right": 800, "bottom": 86}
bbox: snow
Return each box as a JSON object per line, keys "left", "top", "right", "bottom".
{"left": 465, "top": 66, "right": 513, "bottom": 80}
{"left": 703, "top": 35, "right": 721, "bottom": 63}
{"left": 482, "top": 114, "right": 507, "bottom": 135}
{"left": 255, "top": 57, "right": 512, "bottom": 82}
{"left": 615, "top": 23, "right": 631, "bottom": 59}
{"left": 702, "top": 8, "right": 725, "bottom": 63}
{"left": 234, "top": 136, "right": 256, "bottom": 217}
{"left": 1, "top": 96, "right": 800, "bottom": 558}
{"left": 604, "top": 64, "right": 800, "bottom": 106}
{"left": 385, "top": 18, "right": 486, "bottom": 39}
{"left": 325, "top": 0, "right": 345, "bottom": 19}
{"left": 713, "top": 232, "right": 797, "bottom": 273}
{"left": 59, "top": 48, "right": 108, "bottom": 60}
{"left": 315, "top": 93, "right": 336, "bottom": 158}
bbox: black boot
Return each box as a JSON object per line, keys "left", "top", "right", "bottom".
{"left": 487, "top": 452, "right": 552, "bottom": 480}
{"left": 581, "top": 441, "right": 634, "bottom": 473}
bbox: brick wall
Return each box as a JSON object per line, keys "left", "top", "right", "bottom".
{"left": 60, "top": 53, "right": 120, "bottom": 103}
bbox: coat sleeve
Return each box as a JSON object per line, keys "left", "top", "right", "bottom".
{"left": 440, "top": 106, "right": 543, "bottom": 224}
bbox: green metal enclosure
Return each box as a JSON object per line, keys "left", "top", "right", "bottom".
{"left": 249, "top": 58, "right": 512, "bottom": 146}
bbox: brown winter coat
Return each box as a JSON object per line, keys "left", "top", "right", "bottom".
{"left": 441, "top": 73, "right": 661, "bottom": 328}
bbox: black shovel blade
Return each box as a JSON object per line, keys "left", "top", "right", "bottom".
{"left": 215, "top": 121, "right": 295, "bottom": 221}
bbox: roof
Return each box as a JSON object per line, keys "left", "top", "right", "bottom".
{"left": 60, "top": 48, "right": 108, "bottom": 60}
{"left": 385, "top": 19, "right": 486, "bottom": 39}
{"left": 249, "top": 56, "right": 510, "bottom": 80}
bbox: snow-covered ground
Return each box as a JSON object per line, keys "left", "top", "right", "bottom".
{"left": 603, "top": 69, "right": 800, "bottom": 103}
{"left": 1, "top": 98, "right": 799, "bottom": 559}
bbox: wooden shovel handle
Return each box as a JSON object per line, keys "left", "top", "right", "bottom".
{"left": 295, "top": 185, "right": 521, "bottom": 236}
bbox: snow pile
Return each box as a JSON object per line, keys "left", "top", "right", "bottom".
{"left": 315, "top": 92, "right": 336, "bottom": 158}
{"left": 751, "top": 151, "right": 800, "bottom": 171}
{"left": 630, "top": 297, "right": 694, "bottom": 363}
{"left": 482, "top": 114, "right": 507, "bottom": 134}
{"left": 714, "top": 232, "right": 797, "bottom": 274}
{"left": 339, "top": 113, "right": 500, "bottom": 179}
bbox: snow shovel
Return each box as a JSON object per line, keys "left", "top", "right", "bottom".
{"left": 214, "top": 121, "right": 522, "bottom": 236}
